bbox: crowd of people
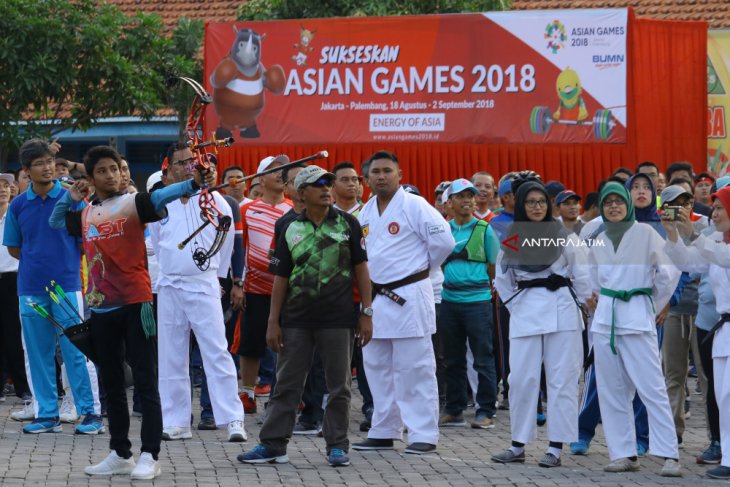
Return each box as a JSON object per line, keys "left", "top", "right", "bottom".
{"left": 0, "top": 140, "right": 729, "bottom": 480}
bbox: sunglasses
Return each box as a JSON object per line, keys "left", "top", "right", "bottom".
{"left": 307, "top": 177, "right": 333, "bottom": 188}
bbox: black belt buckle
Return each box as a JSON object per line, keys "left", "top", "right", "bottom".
{"left": 379, "top": 288, "right": 407, "bottom": 306}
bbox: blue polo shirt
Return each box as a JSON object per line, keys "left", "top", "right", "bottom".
{"left": 3, "top": 180, "right": 81, "bottom": 296}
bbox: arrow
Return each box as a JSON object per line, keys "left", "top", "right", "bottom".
{"left": 502, "top": 234, "right": 520, "bottom": 252}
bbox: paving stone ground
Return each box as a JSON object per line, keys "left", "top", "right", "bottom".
{"left": 0, "top": 378, "right": 723, "bottom": 486}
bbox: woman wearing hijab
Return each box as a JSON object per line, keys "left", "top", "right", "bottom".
{"left": 491, "top": 178, "right": 591, "bottom": 468}
{"left": 589, "top": 182, "right": 681, "bottom": 476}
{"left": 626, "top": 173, "right": 666, "bottom": 238}
{"left": 664, "top": 186, "right": 730, "bottom": 480}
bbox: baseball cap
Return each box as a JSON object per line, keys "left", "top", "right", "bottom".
{"left": 257, "top": 155, "right": 290, "bottom": 174}
{"left": 434, "top": 181, "right": 451, "bottom": 194}
{"left": 556, "top": 190, "right": 581, "bottom": 206}
{"left": 716, "top": 175, "right": 730, "bottom": 190}
{"left": 146, "top": 171, "right": 163, "bottom": 192}
{"left": 402, "top": 184, "right": 421, "bottom": 196}
{"left": 498, "top": 179, "right": 513, "bottom": 197}
{"left": 545, "top": 181, "right": 566, "bottom": 198}
{"left": 660, "top": 184, "right": 692, "bottom": 204}
{"left": 294, "top": 165, "right": 335, "bottom": 191}
{"left": 0, "top": 173, "right": 14, "bottom": 186}
{"left": 446, "top": 179, "right": 478, "bottom": 198}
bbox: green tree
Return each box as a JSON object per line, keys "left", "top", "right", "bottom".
{"left": 0, "top": 0, "right": 199, "bottom": 169}
{"left": 239, "top": 0, "right": 510, "bottom": 20}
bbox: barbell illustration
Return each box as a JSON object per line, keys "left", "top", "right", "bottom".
{"left": 529, "top": 106, "right": 616, "bottom": 140}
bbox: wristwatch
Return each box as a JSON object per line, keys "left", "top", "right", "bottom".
{"left": 361, "top": 306, "right": 374, "bottom": 317}
{"left": 234, "top": 279, "right": 244, "bottom": 288}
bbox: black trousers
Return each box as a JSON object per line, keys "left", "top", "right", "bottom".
{"left": 696, "top": 328, "right": 721, "bottom": 441}
{"left": 90, "top": 303, "right": 162, "bottom": 459}
{"left": 0, "top": 272, "right": 30, "bottom": 397}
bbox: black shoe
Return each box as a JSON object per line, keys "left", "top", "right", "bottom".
{"left": 197, "top": 417, "right": 216, "bottom": 430}
{"left": 352, "top": 438, "right": 394, "bottom": 451}
{"left": 707, "top": 465, "right": 730, "bottom": 480}
{"left": 405, "top": 443, "right": 437, "bottom": 455}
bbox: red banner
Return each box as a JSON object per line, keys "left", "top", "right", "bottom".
{"left": 204, "top": 11, "right": 628, "bottom": 145}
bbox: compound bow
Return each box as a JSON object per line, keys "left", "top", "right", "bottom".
{"left": 168, "top": 76, "right": 234, "bottom": 271}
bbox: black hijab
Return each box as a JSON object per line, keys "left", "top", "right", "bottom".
{"left": 501, "top": 180, "right": 571, "bottom": 272}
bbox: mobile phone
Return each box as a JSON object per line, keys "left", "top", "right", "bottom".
{"left": 663, "top": 206, "right": 681, "bottom": 221}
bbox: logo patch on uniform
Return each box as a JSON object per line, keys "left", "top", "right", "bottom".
{"left": 428, "top": 224, "right": 445, "bottom": 235}
{"left": 388, "top": 222, "right": 400, "bottom": 235}
{"left": 362, "top": 224, "right": 369, "bottom": 237}
{"left": 360, "top": 237, "right": 367, "bottom": 251}
{"left": 291, "top": 234, "right": 304, "bottom": 245}
{"left": 160, "top": 215, "right": 169, "bottom": 226}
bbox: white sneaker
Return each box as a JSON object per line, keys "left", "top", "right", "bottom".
{"left": 227, "top": 420, "right": 247, "bottom": 442}
{"left": 660, "top": 458, "right": 682, "bottom": 477}
{"left": 161, "top": 426, "right": 192, "bottom": 440}
{"left": 130, "top": 452, "right": 161, "bottom": 480}
{"left": 59, "top": 394, "right": 79, "bottom": 423}
{"left": 10, "top": 400, "right": 34, "bottom": 421}
{"left": 84, "top": 451, "right": 136, "bottom": 476}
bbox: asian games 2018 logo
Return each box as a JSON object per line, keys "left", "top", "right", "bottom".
{"left": 545, "top": 20, "right": 567, "bottom": 54}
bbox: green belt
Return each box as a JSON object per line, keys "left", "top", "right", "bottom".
{"left": 599, "top": 287, "right": 653, "bottom": 355}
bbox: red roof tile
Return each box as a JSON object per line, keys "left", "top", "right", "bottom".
{"left": 512, "top": 0, "right": 728, "bottom": 28}
{"left": 106, "top": 0, "right": 240, "bottom": 32}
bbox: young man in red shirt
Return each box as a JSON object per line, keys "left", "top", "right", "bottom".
{"left": 50, "top": 145, "right": 203, "bottom": 480}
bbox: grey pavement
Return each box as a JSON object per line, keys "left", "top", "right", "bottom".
{"left": 0, "top": 377, "right": 723, "bottom": 486}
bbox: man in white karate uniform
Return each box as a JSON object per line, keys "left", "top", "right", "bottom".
{"left": 149, "top": 143, "right": 245, "bottom": 443}
{"left": 352, "top": 151, "right": 454, "bottom": 454}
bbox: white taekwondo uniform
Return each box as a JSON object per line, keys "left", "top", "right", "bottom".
{"left": 150, "top": 192, "right": 243, "bottom": 428}
{"left": 589, "top": 222, "right": 680, "bottom": 460}
{"left": 665, "top": 232, "right": 730, "bottom": 468}
{"left": 495, "top": 232, "right": 591, "bottom": 445}
{"left": 358, "top": 188, "right": 454, "bottom": 445}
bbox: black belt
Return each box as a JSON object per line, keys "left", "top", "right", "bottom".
{"left": 372, "top": 269, "right": 430, "bottom": 306}
{"left": 702, "top": 313, "right": 730, "bottom": 346}
{"left": 0, "top": 271, "right": 17, "bottom": 279}
{"left": 516, "top": 274, "right": 572, "bottom": 291}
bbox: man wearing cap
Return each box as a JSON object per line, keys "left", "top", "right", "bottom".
{"left": 491, "top": 179, "right": 516, "bottom": 241}
{"left": 545, "top": 181, "right": 566, "bottom": 219}
{"left": 238, "top": 155, "right": 293, "bottom": 412}
{"left": 238, "top": 166, "right": 372, "bottom": 467}
{"left": 353, "top": 150, "right": 455, "bottom": 455}
{"left": 556, "top": 190, "right": 584, "bottom": 234}
{"left": 489, "top": 176, "right": 516, "bottom": 409}
{"left": 149, "top": 142, "right": 245, "bottom": 443}
{"left": 437, "top": 179, "right": 500, "bottom": 429}
{"left": 434, "top": 181, "right": 451, "bottom": 218}
{"left": 659, "top": 184, "right": 706, "bottom": 448}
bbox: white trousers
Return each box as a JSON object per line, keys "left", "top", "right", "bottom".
{"left": 593, "top": 331, "right": 678, "bottom": 460}
{"left": 364, "top": 336, "right": 439, "bottom": 445}
{"left": 158, "top": 286, "right": 243, "bottom": 428}
{"left": 508, "top": 330, "right": 582, "bottom": 444}
{"left": 715, "top": 357, "right": 730, "bottom": 467}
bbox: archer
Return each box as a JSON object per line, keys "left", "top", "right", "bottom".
{"left": 148, "top": 143, "right": 246, "bottom": 444}
{"left": 49, "top": 145, "right": 203, "bottom": 480}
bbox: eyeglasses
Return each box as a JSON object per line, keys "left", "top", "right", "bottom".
{"left": 30, "top": 158, "right": 55, "bottom": 168}
{"left": 602, "top": 198, "right": 626, "bottom": 208}
{"left": 524, "top": 199, "right": 547, "bottom": 209}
